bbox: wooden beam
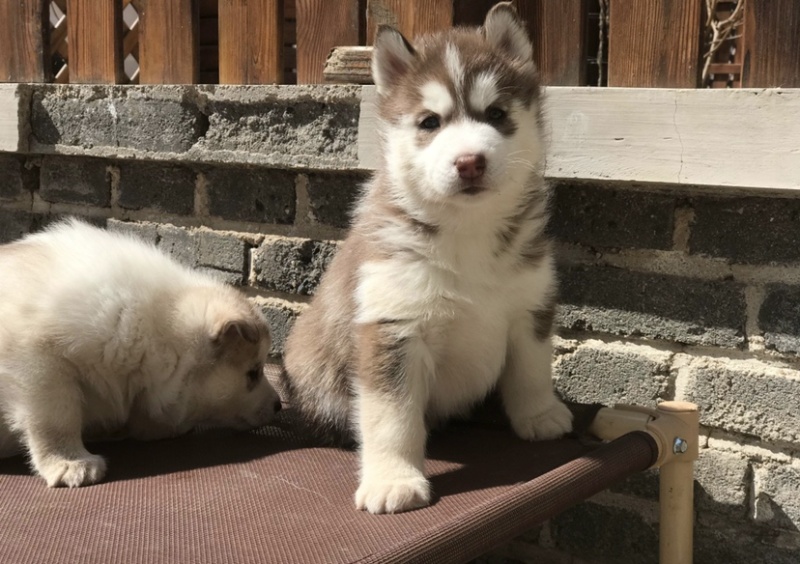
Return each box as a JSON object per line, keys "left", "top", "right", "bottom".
{"left": 324, "top": 46, "right": 373, "bottom": 84}
{"left": 67, "top": 0, "right": 125, "bottom": 83}
{"left": 137, "top": 0, "right": 199, "bottom": 84}
{"left": 358, "top": 86, "right": 800, "bottom": 191}
{"left": 366, "top": 0, "right": 453, "bottom": 44}
{"left": 296, "top": 0, "right": 360, "bottom": 84}
{"left": 608, "top": 0, "right": 702, "bottom": 88}
{"left": 742, "top": 0, "right": 800, "bottom": 87}
{"left": 219, "top": 0, "right": 283, "bottom": 84}
{"left": 519, "top": 0, "right": 587, "bottom": 86}
{"left": 0, "top": 0, "right": 50, "bottom": 82}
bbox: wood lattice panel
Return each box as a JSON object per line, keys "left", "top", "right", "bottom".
{"left": 48, "top": 0, "right": 141, "bottom": 84}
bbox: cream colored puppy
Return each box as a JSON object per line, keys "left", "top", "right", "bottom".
{"left": 0, "top": 219, "right": 280, "bottom": 487}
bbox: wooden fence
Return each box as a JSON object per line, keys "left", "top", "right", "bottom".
{"left": 0, "top": 0, "right": 798, "bottom": 88}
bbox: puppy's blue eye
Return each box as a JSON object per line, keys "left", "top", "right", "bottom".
{"left": 419, "top": 115, "right": 440, "bottom": 130}
{"left": 486, "top": 107, "right": 506, "bottom": 121}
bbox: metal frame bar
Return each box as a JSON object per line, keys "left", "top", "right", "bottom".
{"left": 590, "top": 401, "right": 699, "bottom": 564}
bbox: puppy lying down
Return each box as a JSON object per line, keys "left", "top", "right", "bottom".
{"left": 0, "top": 219, "right": 280, "bottom": 487}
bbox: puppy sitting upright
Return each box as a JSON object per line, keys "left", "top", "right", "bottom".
{"left": 0, "top": 219, "right": 280, "bottom": 487}
{"left": 282, "top": 2, "right": 572, "bottom": 514}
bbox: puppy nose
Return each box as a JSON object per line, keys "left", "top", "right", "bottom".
{"left": 455, "top": 154, "right": 486, "bottom": 179}
{"left": 273, "top": 400, "right": 282, "bottom": 413}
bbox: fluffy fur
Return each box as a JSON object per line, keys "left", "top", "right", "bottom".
{"left": 282, "top": 2, "right": 572, "bottom": 514}
{"left": 0, "top": 219, "right": 280, "bottom": 487}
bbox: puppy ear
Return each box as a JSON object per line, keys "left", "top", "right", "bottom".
{"left": 212, "top": 318, "right": 261, "bottom": 347}
{"left": 483, "top": 2, "right": 533, "bottom": 62}
{"left": 372, "top": 25, "right": 416, "bottom": 93}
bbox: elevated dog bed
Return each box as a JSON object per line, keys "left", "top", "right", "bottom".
{"left": 0, "top": 401, "right": 697, "bottom": 564}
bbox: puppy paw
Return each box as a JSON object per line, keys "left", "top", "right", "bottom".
{"left": 38, "top": 454, "right": 107, "bottom": 488}
{"left": 510, "top": 400, "right": 573, "bottom": 441}
{"left": 355, "top": 474, "right": 431, "bottom": 514}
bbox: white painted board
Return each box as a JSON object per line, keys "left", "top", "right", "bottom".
{"left": 0, "top": 84, "right": 25, "bottom": 153}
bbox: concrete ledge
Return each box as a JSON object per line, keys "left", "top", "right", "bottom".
{"left": 4, "top": 84, "right": 799, "bottom": 191}
{"left": 6, "top": 84, "right": 363, "bottom": 171}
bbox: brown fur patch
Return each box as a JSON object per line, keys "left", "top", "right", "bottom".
{"left": 531, "top": 294, "right": 557, "bottom": 341}
{"left": 377, "top": 28, "right": 540, "bottom": 130}
{"left": 357, "top": 323, "right": 409, "bottom": 397}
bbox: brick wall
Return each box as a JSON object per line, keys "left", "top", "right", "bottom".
{"left": 2, "top": 85, "right": 799, "bottom": 563}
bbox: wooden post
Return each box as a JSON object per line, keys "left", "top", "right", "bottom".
{"left": 0, "top": 0, "right": 50, "bottom": 82}
{"left": 518, "top": 0, "right": 586, "bottom": 86}
{"left": 67, "top": 0, "right": 124, "bottom": 83}
{"left": 366, "top": 0, "right": 453, "bottom": 44}
{"left": 137, "top": 0, "right": 199, "bottom": 84}
{"left": 219, "top": 0, "right": 283, "bottom": 84}
{"left": 296, "top": 0, "right": 360, "bottom": 84}
{"left": 742, "top": 0, "right": 800, "bottom": 88}
{"left": 608, "top": 0, "right": 702, "bottom": 88}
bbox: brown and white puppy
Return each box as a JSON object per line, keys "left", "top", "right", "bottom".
{"left": 0, "top": 219, "right": 281, "bottom": 487}
{"left": 282, "top": 3, "right": 572, "bottom": 514}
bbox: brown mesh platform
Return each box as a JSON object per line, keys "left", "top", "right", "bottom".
{"left": 0, "top": 415, "right": 657, "bottom": 564}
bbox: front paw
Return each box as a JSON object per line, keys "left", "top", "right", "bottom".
{"left": 510, "top": 400, "right": 573, "bottom": 441}
{"left": 355, "top": 473, "right": 431, "bottom": 514}
{"left": 37, "top": 454, "right": 107, "bottom": 487}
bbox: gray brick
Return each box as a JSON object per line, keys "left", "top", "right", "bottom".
{"left": 306, "top": 172, "right": 366, "bottom": 228}
{"left": 557, "top": 265, "right": 746, "bottom": 348}
{"left": 197, "top": 267, "right": 243, "bottom": 286}
{"left": 40, "top": 156, "right": 111, "bottom": 207}
{"left": 155, "top": 224, "right": 195, "bottom": 267}
{"left": 261, "top": 301, "right": 302, "bottom": 356}
{"left": 252, "top": 237, "right": 339, "bottom": 295}
{"left": 0, "top": 209, "right": 33, "bottom": 243}
{"left": 695, "top": 449, "right": 749, "bottom": 513}
{"left": 690, "top": 195, "right": 800, "bottom": 264}
{"left": 106, "top": 219, "right": 159, "bottom": 245}
{"left": 554, "top": 341, "right": 672, "bottom": 405}
{"left": 754, "top": 463, "right": 800, "bottom": 530}
{"left": 202, "top": 86, "right": 361, "bottom": 169}
{"left": 681, "top": 357, "right": 800, "bottom": 445}
{"left": 117, "top": 161, "right": 195, "bottom": 215}
{"left": 759, "top": 285, "right": 800, "bottom": 354}
{"left": 551, "top": 503, "right": 658, "bottom": 564}
{"left": 205, "top": 167, "right": 295, "bottom": 224}
{"left": 549, "top": 183, "right": 675, "bottom": 250}
{"left": 608, "top": 469, "right": 660, "bottom": 501}
{"left": 31, "top": 85, "right": 204, "bottom": 153}
{"left": 0, "top": 155, "right": 25, "bottom": 201}
{"left": 693, "top": 523, "right": 800, "bottom": 564}
{"left": 195, "top": 230, "right": 247, "bottom": 274}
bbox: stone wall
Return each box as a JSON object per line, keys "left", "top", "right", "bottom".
{"left": 2, "top": 84, "right": 799, "bottom": 563}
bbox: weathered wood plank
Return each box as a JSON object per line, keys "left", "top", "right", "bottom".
{"left": 453, "top": 0, "right": 496, "bottom": 26}
{"left": 359, "top": 86, "right": 800, "bottom": 191}
{"left": 138, "top": 0, "right": 199, "bottom": 84}
{"left": 0, "top": 0, "right": 50, "bottom": 82}
{"left": 519, "top": 0, "right": 586, "bottom": 86}
{"left": 324, "top": 46, "right": 373, "bottom": 84}
{"left": 219, "top": 0, "right": 283, "bottom": 84}
{"left": 608, "top": 0, "right": 702, "bottom": 88}
{"left": 67, "top": 0, "right": 124, "bottom": 83}
{"left": 742, "top": 0, "right": 800, "bottom": 87}
{"left": 296, "top": 0, "right": 359, "bottom": 84}
{"left": 366, "top": 0, "right": 453, "bottom": 43}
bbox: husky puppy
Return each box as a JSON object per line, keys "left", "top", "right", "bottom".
{"left": 282, "top": 3, "right": 572, "bottom": 514}
{"left": 0, "top": 219, "right": 281, "bottom": 487}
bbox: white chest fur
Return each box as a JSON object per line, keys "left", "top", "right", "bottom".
{"left": 355, "top": 233, "right": 554, "bottom": 419}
